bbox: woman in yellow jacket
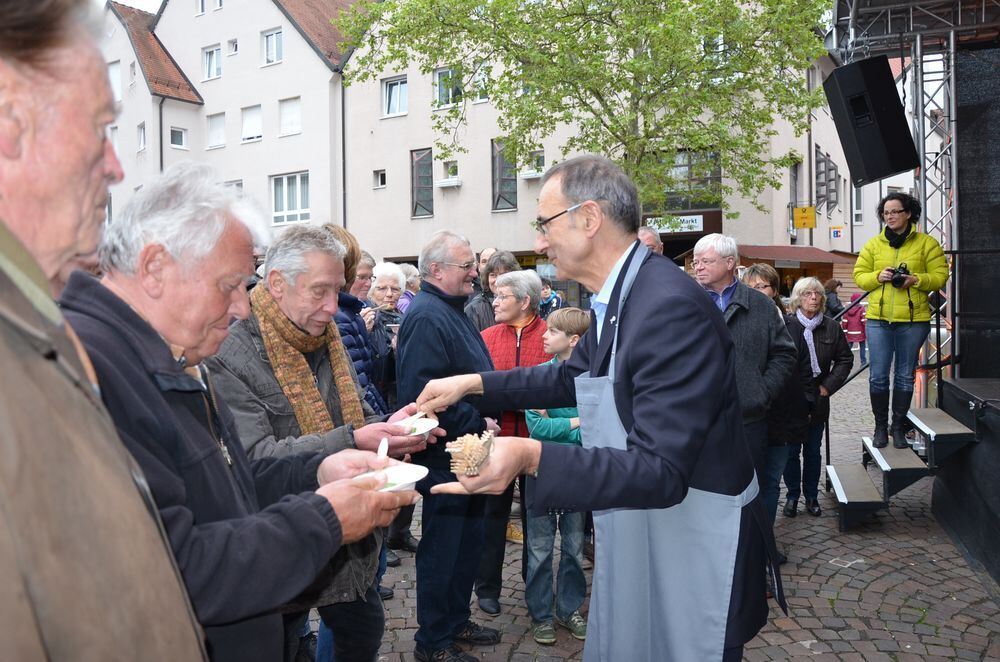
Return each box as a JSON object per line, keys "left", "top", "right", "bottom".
{"left": 853, "top": 192, "right": 948, "bottom": 449}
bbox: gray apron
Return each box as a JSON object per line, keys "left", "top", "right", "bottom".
{"left": 576, "top": 247, "right": 759, "bottom": 661}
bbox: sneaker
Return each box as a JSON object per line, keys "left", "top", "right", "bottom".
{"left": 413, "top": 643, "right": 477, "bottom": 661}
{"left": 531, "top": 621, "right": 557, "bottom": 645}
{"left": 453, "top": 620, "right": 501, "bottom": 646}
{"left": 556, "top": 611, "right": 587, "bottom": 640}
{"left": 505, "top": 521, "right": 523, "bottom": 544}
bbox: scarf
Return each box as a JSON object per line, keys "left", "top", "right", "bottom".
{"left": 885, "top": 223, "right": 912, "bottom": 249}
{"left": 796, "top": 308, "right": 823, "bottom": 378}
{"left": 250, "top": 285, "right": 365, "bottom": 435}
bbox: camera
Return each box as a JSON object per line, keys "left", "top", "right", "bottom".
{"left": 889, "top": 262, "right": 910, "bottom": 288}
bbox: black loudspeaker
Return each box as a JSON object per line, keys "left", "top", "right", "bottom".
{"left": 823, "top": 55, "right": 920, "bottom": 186}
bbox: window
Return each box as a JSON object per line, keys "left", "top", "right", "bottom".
{"left": 108, "top": 125, "right": 119, "bottom": 154}
{"left": 279, "top": 97, "right": 301, "bottom": 136}
{"left": 411, "top": 148, "right": 433, "bottom": 217}
{"left": 434, "top": 68, "right": 462, "bottom": 107}
{"left": 207, "top": 112, "right": 225, "bottom": 148}
{"left": 129, "top": 61, "right": 137, "bottom": 83}
{"left": 373, "top": 170, "right": 387, "bottom": 189}
{"left": 789, "top": 162, "right": 800, "bottom": 206}
{"left": 169, "top": 127, "right": 188, "bottom": 149}
{"left": 262, "top": 29, "right": 283, "bottom": 65}
{"left": 214, "top": 0, "right": 222, "bottom": 8}
{"left": 241, "top": 105, "right": 262, "bottom": 142}
{"left": 224, "top": 180, "right": 243, "bottom": 190}
{"left": 491, "top": 140, "right": 517, "bottom": 211}
{"left": 270, "top": 171, "right": 310, "bottom": 224}
{"left": 443, "top": 160, "right": 459, "bottom": 179}
{"left": 203, "top": 45, "right": 221, "bottom": 80}
{"left": 473, "top": 64, "right": 489, "bottom": 101}
{"left": 228, "top": 39, "right": 238, "bottom": 55}
{"left": 196, "top": 0, "right": 205, "bottom": 14}
{"left": 382, "top": 77, "right": 408, "bottom": 116}
{"left": 664, "top": 150, "right": 721, "bottom": 211}
{"left": 852, "top": 185, "right": 864, "bottom": 225}
{"left": 528, "top": 150, "right": 545, "bottom": 173}
{"left": 815, "top": 146, "right": 828, "bottom": 208}
{"left": 108, "top": 61, "right": 121, "bottom": 103}
{"left": 136, "top": 122, "right": 146, "bottom": 151}
{"left": 826, "top": 160, "right": 840, "bottom": 211}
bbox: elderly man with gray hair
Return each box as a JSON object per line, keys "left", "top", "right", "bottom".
{"left": 397, "top": 230, "right": 503, "bottom": 662}
{"left": 692, "top": 233, "right": 796, "bottom": 488}
{"left": 637, "top": 225, "right": 664, "bottom": 255}
{"left": 208, "top": 226, "right": 434, "bottom": 661}
{"left": 60, "top": 163, "right": 420, "bottom": 662}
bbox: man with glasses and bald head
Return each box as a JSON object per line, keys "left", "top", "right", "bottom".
{"left": 396, "top": 231, "right": 503, "bottom": 662}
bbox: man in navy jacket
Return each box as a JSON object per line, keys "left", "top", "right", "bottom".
{"left": 418, "top": 156, "right": 785, "bottom": 661}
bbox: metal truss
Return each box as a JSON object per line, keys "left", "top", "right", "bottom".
{"left": 831, "top": 0, "right": 1000, "bottom": 60}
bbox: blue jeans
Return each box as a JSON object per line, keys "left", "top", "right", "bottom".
{"left": 761, "top": 445, "right": 790, "bottom": 524}
{"left": 866, "top": 320, "right": 930, "bottom": 393}
{"left": 783, "top": 421, "right": 825, "bottom": 501}
{"left": 414, "top": 467, "right": 486, "bottom": 652}
{"left": 856, "top": 340, "right": 867, "bottom": 365}
{"left": 525, "top": 510, "right": 586, "bottom": 623}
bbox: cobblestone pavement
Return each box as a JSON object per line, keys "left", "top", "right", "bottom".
{"left": 374, "top": 365, "right": 1000, "bottom": 660}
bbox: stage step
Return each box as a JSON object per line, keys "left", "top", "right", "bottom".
{"left": 862, "top": 436, "right": 929, "bottom": 499}
{"left": 907, "top": 407, "right": 976, "bottom": 468}
{"left": 826, "top": 464, "right": 885, "bottom": 531}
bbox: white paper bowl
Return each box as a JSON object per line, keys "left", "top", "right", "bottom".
{"left": 397, "top": 414, "right": 439, "bottom": 437}
{"left": 355, "top": 463, "right": 429, "bottom": 492}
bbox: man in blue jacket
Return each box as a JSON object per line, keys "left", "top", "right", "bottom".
{"left": 418, "top": 155, "right": 785, "bottom": 661}
{"left": 397, "top": 231, "right": 502, "bottom": 662}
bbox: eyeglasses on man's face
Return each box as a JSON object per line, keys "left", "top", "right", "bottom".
{"left": 440, "top": 261, "right": 476, "bottom": 271}
{"left": 531, "top": 203, "right": 583, "bottom": 236}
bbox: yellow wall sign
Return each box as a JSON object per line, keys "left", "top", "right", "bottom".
{"left": 793, "top": 206, "right": 816, "bottom": 229}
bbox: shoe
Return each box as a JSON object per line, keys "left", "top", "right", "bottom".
{"left": 505, "top": 521, "right": 523, "bottom": 544}
{"left": 414, "top": 643, "right": 478, "bottom": 662}
{"left": 805, "top": 498, "right": 822, "bottom": 517}
{"left": 386, "top": 549, "right": 401, "bottom": 567}
{"left": 783, "top": 499, "right": 797, "bottom": 518}
{"left": 556, "top": 611, "right": 587, "bottom": 640}
{"left": 583, "top": 538, "right": 595, "bottom": 562}
{"left": 477, "top": 597, "right": 500, "bottom": 615}
{"left": 378, "top": 585, "right": 395, "bottom": 601}
{"left": 871, "top": 390, "right": 890, "bottom": 448}
{"left": 387, "top": 533, "right": 420, "bottom": 553}
{"left": 453, "top": 620, "right": 500, "bottom": 646}
{"left": 531, "top": 621, "right": 557, "bottom": 645}
{"left": 891, "top": 389, "right": 913, "bottom": 449}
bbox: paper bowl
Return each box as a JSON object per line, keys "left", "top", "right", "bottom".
{"left": 397, "top": 414, "right": 439, "bottom": 437}
{"left": 355, "top": 463, "right": 429, "bottom": 492}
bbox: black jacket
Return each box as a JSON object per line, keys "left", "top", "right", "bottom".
{"left": 61, "top": 273, "right": 343, "bottom": 662}
{"left": 767, "top": 316, "right": 816, "bottom": 446}
{"left": 397, "top": 281, "right": 495, "bottom": 469}
{"left": 787, "top": 313, "right": 854, "bottom": 423}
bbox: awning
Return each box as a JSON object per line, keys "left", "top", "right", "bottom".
{"left": 737, "top": 245, "right": 857, "bottom": 265}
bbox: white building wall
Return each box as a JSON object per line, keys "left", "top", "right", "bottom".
{"left": 106, "top": 0, "right": 341, "bottom": 233}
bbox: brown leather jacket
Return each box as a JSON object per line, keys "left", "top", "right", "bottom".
{"left": 0, "top": 229, "right": 206, "bottom": 660}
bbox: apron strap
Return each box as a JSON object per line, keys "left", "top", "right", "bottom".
{"left": 608, "top": 243, "right": 650, "bottom": 381}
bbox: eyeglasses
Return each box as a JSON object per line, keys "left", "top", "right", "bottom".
{"left": 801, "top": 291, "right": 824, "bottom": 299}
{"left": 440, "top": 261, "right": 476, "bottom": 271}
{"left": 750, "top": 283, "right": 773, "bottom": 291}
{"left": 532, "top": 203, "right": 582, "bottom": 236}
{"left": 882, "top": 209, "right": 908, "bottom": 217}
{"left": 373, "top": 285, "right": 401, "bottom": 294}
{"left": 494, "top": 294, "right": 517, "bottom": 302}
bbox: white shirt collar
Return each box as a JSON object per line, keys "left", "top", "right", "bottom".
{"left": 590, "top": 242, "right": 638, "bottom": 342}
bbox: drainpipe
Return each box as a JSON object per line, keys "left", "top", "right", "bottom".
{"left": 158, "top": 95, "right": 165, "bottom": 173}
{"left": 807, "top": 66, "right": 814, "bottom": 247}
{"left": 340, "top": 78, "right": 347, "bottom": 229}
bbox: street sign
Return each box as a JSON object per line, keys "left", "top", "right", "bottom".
{"left": 831, "top": 226, "right": 844, "bottom": 238}
{"left": 793, "top": 206, "right": 816, "bottom": 229}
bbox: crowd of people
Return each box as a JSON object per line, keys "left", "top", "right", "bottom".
{"left": 0, "top": 2, "right": 950, "bottom": 661}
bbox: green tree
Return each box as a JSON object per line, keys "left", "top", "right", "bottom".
{"left": 337, "top": 0, "right": 829, "bottom": 214}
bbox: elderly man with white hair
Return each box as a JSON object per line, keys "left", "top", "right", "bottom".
{"left": 0, "top": 0, "right": 205, "bottom": 656}
{"left": 692, "top": 233, "right": 796, "bottom": 498}
{"left": 396, "top": 230, "right": 503, "bottom": 662}
{"left": 60, "top": 163, "right": 420, "bottom": 662}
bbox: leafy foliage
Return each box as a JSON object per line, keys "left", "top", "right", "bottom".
{"left": 337, "top": 0, "right": 829, "bottom": 214}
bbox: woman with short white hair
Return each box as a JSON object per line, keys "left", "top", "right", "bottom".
{"left": 369, "top": 262, "right": 405, "bottom": 410}
{"left": 781, "top": 277, "right": 853, "bottom": 519}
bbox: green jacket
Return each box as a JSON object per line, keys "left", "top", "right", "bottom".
{"left": 853, "top": 228, "right": 948, "bottom": 323}
{"left": 525, "top": 357, "right": 582, "bottom": 445}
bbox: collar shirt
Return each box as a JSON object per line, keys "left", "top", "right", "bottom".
{"left": 705, "top": 278, "right": 739, "bottom": 312}
{"left": 591, "top": 243, "right": 636, "bottom": 344}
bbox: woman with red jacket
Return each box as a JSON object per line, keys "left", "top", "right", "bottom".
{"left": 474, "top": 269, "right": 550, "bottom": 617}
